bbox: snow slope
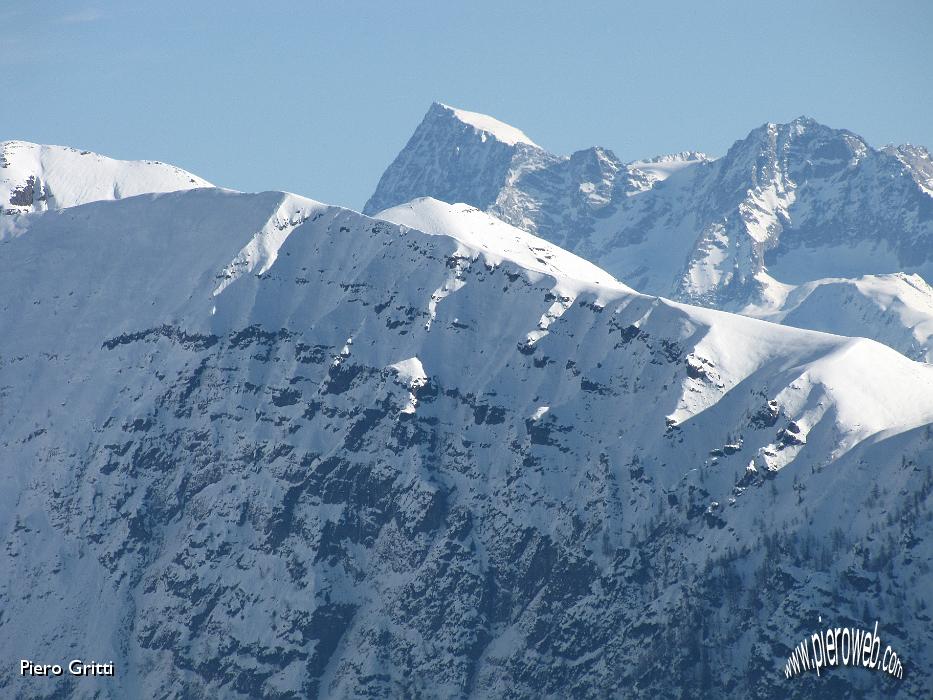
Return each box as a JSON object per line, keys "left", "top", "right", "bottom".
{"left": 376, "top": 197, "right": 625, "bottom": 292}
{"left": 0, "top": 140, "right": 211, "bottom": 223}
{"left": 627, "top": 150, "right": 712, "bottom": 187}
{"left": 744, "top": 272, "right": 933, "bottom": 363}
{"left": 2, "top": 180, "right": 932, "bottom": 698}
{"left": 438, "top": 103, "right": 539, "bottom": 147}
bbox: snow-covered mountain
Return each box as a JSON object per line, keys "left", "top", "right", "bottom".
{"left": 0, "top": 140, "right": 211, "bottom": 224}
{"left": 603, "top": 118, "right": 933, "bottom": 307}
{"left": 363, "top": 103, "right": 706, "bottom": 255}
{"left": 884, "top": 143, "right": 933, "bottom": 197}
{"left": 626, "top": 150, "right": 712, "bottom": 188}
{"left": 2, "top": 173, "right": 931, "bottom": 697}
{"left": 363, "top": 102, "right": 554, "bottom": 218}
{"left": 368, "top": 106, "right": 933, "bottom": 362}
{"left": 746, "top": 272, "right": 933, "bottom": 363}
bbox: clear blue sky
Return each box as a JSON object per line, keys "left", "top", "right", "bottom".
{"left": 2, "top": 1, "right": 931, "bottom": 210}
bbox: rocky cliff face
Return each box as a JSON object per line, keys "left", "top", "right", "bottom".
{"left": 364, "top": 105, "right": 709, "bottom": 260}
{"left": 363, "top": 103, "right": 554, "bottom": 217}
{"left": 1, "top": 188, "right": 931, "bottom": 698}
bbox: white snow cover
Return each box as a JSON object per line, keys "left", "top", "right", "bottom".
{"left": 389, "top": 357, "right": 428, "bottom": 414}
{"left": 389, "top": 356, "right": 427, "bottom": 386}
{"left": 213, "top": 194, "right": 328, "bottom": 296}
{"left": 376, "top": 197, "right": 626, "bottom": 297}
{"left": 627, "top": 151, "right": 712, "bottom": 182}
{"left": 0, "top": 140, "right": 211, "bottom": 221}
{"left": 663, "top": 297, "right": 933, "bottom": 450}
{"left": 741, "top": 272, "right": 933, "bottom": 363}
{"left": 437, "top": 103, "right": 539, "bottom": 148}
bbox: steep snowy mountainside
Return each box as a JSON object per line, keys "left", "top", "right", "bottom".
{"left": 884, "top": 143, "right": 933, "bottom": 197}
{"left": 0, "top": 140, "right": 211, "bottom": 221}
{"left": 2, "top": 186, "right": 932, "bottom": 698}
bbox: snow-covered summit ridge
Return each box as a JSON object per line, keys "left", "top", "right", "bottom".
{"left": 3, "top": 182, "right": 933, "bottom": 697}
{"left": 376, "top": 197, "right": 628, "bottom": 296}
{"left": 436, "top": 103, "right": 539, "bottom": 148}
{"left": 0, "top": 139, "right": 211, "bottom": 218}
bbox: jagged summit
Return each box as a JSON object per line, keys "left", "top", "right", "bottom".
{"left": 0, "top": 140, "right": 211, "bottom": 222}
{"left": 775, "top": 114, "right": 820, "bottom": 128}
{"left": 726, "top": 115, "right": 870, "bottom": 167}
{"left": 364, "top": 103, "right": 716, "bottom": 221}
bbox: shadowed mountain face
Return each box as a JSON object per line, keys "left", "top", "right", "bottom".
{"left": 1, "top": 183, "right": 931, "bottom": 697}
{"left": 364, "top": 102, "right": 559, "bottom": 217}
{"left": 367, "top": 107, "right": 933, "bottom": 361}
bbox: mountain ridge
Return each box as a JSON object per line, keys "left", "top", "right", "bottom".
{"left": 2, "top": 177, "right": 932, "bottom": 696}
{"left": 0, "top": 140, "right": 212, "bottom": 225}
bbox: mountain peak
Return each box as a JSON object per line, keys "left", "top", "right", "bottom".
{"left": 754, "top": 115, "right": 839, "bottom": 139}
{"left": 431, "top": 102, "right": 539, "bottom": 148}
{"left": 1, "top": 139, "right": 211, "bottom": 219}
{"left": 719, "top": 116, "right": 870, "bottom": 174}
{"left": 362, "top": 104, "right": 553, "bottom": 215}
{"left": 789, "top": 114, "right": 817, "bottom": 127}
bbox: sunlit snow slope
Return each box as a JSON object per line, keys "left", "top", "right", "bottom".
{"left": 0, "top": 140, "right": 211, "bottom": 224}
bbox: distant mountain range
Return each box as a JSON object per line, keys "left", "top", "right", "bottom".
{"left": 1, "top": 113, "right": 931, "bottom": 698}
{"left": 366, "top": 104, "right": 933, "bottom": 361}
